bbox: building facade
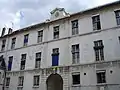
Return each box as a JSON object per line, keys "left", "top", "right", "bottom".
{"left": 0, "top": 1, "right": 120, "bottom": 90}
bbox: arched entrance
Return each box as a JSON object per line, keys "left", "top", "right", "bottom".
{"left": 46, "top": 73, "right": 63, "bottom": 90}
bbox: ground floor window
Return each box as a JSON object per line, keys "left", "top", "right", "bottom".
{"left": 72, "top": 73, "right": 80, "bottom": 85}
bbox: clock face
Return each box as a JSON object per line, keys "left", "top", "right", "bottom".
{"left": 55, "top": 12, "right": 59, "bottom": 17}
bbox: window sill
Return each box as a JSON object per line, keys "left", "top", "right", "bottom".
{"left": 96, "top": 83, "right": 107, "bottom": 86}
{"left": 72, "top": 84, "right": 81, "bottom": 87}
{"left": 33, "top": 86, "right": 39, "bottom": 88}
{"left": 5, "top": 86, "right": 9, "bottom": 88}
{"left": 95, "top": 60, "right": 105, "bottom": 63}
{"left": 17, "top": 86, "right": 23, "bottom": 88}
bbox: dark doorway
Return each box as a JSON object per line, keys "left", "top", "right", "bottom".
{"left": 46, "top": 74, "right": 63, "bottom": 90}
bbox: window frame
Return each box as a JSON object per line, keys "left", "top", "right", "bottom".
{"left": 11, "top": 37, "right": 16, "bottom": 49}
{"left": 53, "top": 26, "right": 59, "bottom": 39}
{"left": 96, "top": 70, "right": 106, "bottom": 84}
{"left": 18, "top": 76, "right": 24, "bottom": 86}
{"left": 71, "top": 44, "right": 79, "bottom": 64}
{"left": 23, "top": 34, "right": 29, "bottom": 46}
{"left": 72, "top": 72, "right": 80, "bottom": 85}
{"left": 35, "top": 52, "right": 41, "bottom": 68}
{"left": 8, "top": 56, "right": 13, "bottom": 71}
{"left": 115, "top": 10, "right": 120, "bottom": 25}
{"left": 1, "top": 39, "right": 6, "bottom": 51}
{"left": 33, "top": 75, "right": 40, "bottom": 86}
{"left": 37, "top": 30, "right": 43, "bottom": 43}
{"left": 20, "top": 54, "right": 26, "bottom": 70}
{"left": 71, "top": 19, "right": 79, "bottom": 35}
{"left": 92, "top": 15, "right": 101, "bottom": 30}
{"left": 94, "top": 40, "right": 104, "bottom": 61}
{"left": 6, "top": 77, "right": 10, "bottom": 87}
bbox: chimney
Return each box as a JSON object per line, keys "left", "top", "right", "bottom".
{"left": 1, "top": 27, "right": 6, "bottom": 37}
{"left": 8, "top": 28, "right": 13, "bottom": 34}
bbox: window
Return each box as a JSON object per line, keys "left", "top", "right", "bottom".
{"left": 1, "top": 39, "right": 6, "bottom": 51}
{"left": 118, "top": 36, "right": 120, "bottom": 43}
{"left": 35, "top": 52, "right": 41, "bottom": 68}
{"left": 115, "top": 10, "right": 120, "bottom": 25}
{"left": 72, "top": 44, "right": 79, "bottom": 64}
{"left": 94, "top": 40, "right": 104, "bottom": 61}
{"left": 52, "top": 48, "right": 59, "bottom": 66}
{"left": 8, "top": 56, "right": 13, "bottom": 71}
{"left": 23, "top": 34, "right": 29, "bottom": 46}
{"left": 38, "top": 30, "right": 43, "bottom": 43}
{"left": 33, "top": 75, "right": 40, "bottom": 86}
{"left": 72, "top": 73, "right": 80, "bottom": 85}
{"left": 53, "top": 26, "right": 59, "bottom": 39}
{"left": 11, "top": 38, "right": 16, "bottom": 49}
{"left": 92, "top": 15, "right": 101, "bottom": 30}
{"left": 6, "top": 77, "right": 10, "bottom": 86}
{"left": 71, "top": 20, "right": 79, "bottom": 35}
{"left": 18, "top": 76, "right": 24, "bottom": 86}
{"left": 20, "top": 54, "right": 26, "bottom": 70}
{"left": 53, "top": 48, "right": 59, "bottom": 54}
{"left": 96, "top": 70, "right": 106, "bottom": 84}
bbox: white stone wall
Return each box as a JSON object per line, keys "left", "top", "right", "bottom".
{"left": 0, "top": 4, "right": 120, "bottom": 90}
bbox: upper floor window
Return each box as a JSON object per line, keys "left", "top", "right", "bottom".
{"left": 96, "top": 70, "right": 106, "bottom": 84}
{"left": 119, "top": 36, "right": 120, "bottom": 43}
{"left": 20, "top": 54, "right": 26, "bottom": 70}
{"left": 38, "top": 30, "right": 43, "bottom": 43}
{"left": 92, "top": 15, "right": 101, "bottom": 30}
{"left": 94, "top": 40, "right": 104, "bottom": 61}
{"left": 72, "top": 44, "right": 79, "bottom": 64}
{"left": 71, "top": 20, "right": 79, "bottom": 35}
{"left": 1, "top": 39, "right": 6, "bottom": 51}
{"left": 53, "top": 26, "right": 59, "bottom": 39}
{"left": 8, "top": 56, "right": 13, "bottom": 71}
{"left": 72, "top": 73, "right": 80, "bottom": 85}
{"left": 35, "top": 52, "right": 41, "bottom": 68}
{"left": 115, "top": 10, "right": 120, "bottom": 25}
{"left": 18, "top": 76, "right": 24, "bottom": 86}
{"left": 52, "top": 48, "right": 59, "bottom": 66}
{"left": 33, "top": 75, "right": 40, "bottom": 86}
{"left": 11, "top": 37, "right": 16, "bottom": 49}
{"left": 6, "top": 77, "right": 10, "bottom": 87}
{"left": 23, "top": 34, "right": 29, "bottom": 46}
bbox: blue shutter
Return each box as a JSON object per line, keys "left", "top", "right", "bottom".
{"left": 52, "top": 55, "right": 59, "bottom": 66}
{"left": 24, "top": 39, "right": 28, "bottom": 43}
{"left": 8, "top": 62, "right": 12, "bottom": 71}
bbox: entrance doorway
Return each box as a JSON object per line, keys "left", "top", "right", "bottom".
{"left": 46, "top": 73, "right": 63, "bottom": 90}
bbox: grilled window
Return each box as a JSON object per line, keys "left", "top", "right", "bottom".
{"left": 33, "top": 75, "right": 40, "bottom": 86}
{"left": 23, "top": 34, "right": 29, "bottom": 46}
{"left": 92, "top": 15, "right": 101, "bottom": 30}
{"left": 115, "top": 10, "right": 120, "bottom": 25}
{"left": 11, "top": 38, "right": 16, "bottom": 49}
{"left": 71, "top": 20, "right": 79, "bottom": 35}
{"left": 72, "top": 44, "right": 79, "bottom": 64}
{"left": 96, "top": 71, "right": 106, "bottom": 84}
{"left": 20, "top": 54, "right": 26, "bottom": 70}
{"left": 38, "top": 30, "right": 43, "bottom": 43}
{"left": 35, "top": 52, "right": 41, "bottom": 68}
{"left": 1, "top": 39, "right": 6, "bottom": 51}
{"left": 94, "top": 40, "right": 104, "bottom": 61}
{"left": 18, "top": 76, "right": 24, "bottom": 86}
{"left": 53, "top": 26, "right": 59, "bottom": 39}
